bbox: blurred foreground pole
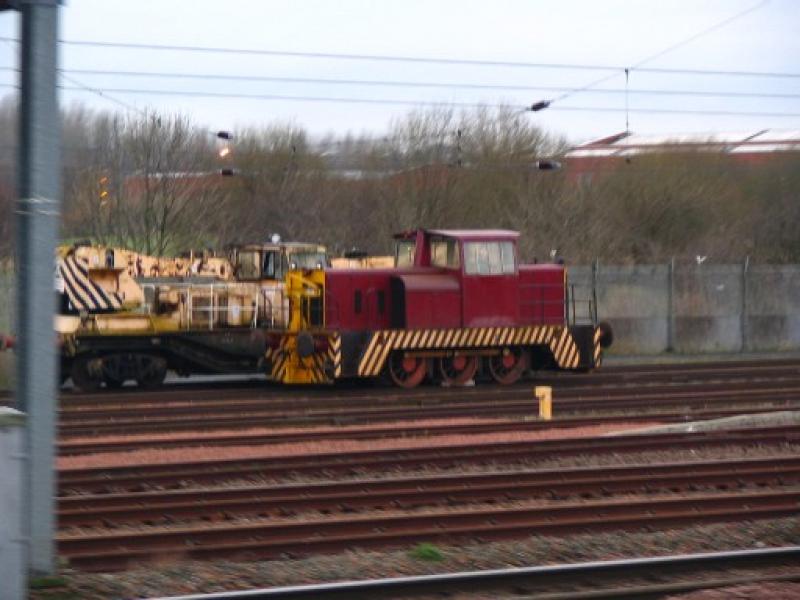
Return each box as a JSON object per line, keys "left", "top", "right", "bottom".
{"left": 16, "top": 0, "right": 61, "bottom": 577}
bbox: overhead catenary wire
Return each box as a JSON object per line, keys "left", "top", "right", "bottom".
{"left": 548, "top": 0, "right": 772, "bottom": 105}
{"left": 57, "top": 72, "right": 148, "bottom": 118}
{"left": 0, "top": 65, "right": 798, "bottom": 100}
{"left": 1, "top": 81, "right": 798, "bottom": 118}
{"left": 0, "top": 34, "right": 798, "bottom": 79}
{"left": 42, "top": 84, "right": 800, "bottom": 118}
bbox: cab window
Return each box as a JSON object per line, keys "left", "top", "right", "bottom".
{"left": 395, "top": 239, "right": 416, "bottom": 267}
{"left": 236, "top": 250, "right": 261, "bottom": 279}
{"left": 430, "top": 237, "right": 460, "bottom": 269}
{"left": 289, "top": 251, "right": 327, "bottom": 270}
{"left": 262, "top": 251, "right": 281, "bottom": 279}
{"left": 464, "top": 241, "right": 516, "bottom": 275}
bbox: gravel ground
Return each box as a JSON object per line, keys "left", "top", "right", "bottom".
{"left": 207, "top": 443, "right": 800, "bottom": 488}
{"left": 60, "top": 416, "right": 517, "bottom": 444}
{"left": 58, "top": 421, "right": 658, "bottom": 470}
{"left": 665, "top": 581, "right": 800, "bottom": 600}
{"left": 57, "top": 481, "right": 800, "bottom": 536}
{"left": 40, "top": 414, "right": 800, "bottom": 598}
{"left": 31, "top": 516, "right": 800, "bottom": 599}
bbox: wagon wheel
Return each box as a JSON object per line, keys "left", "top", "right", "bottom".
{"left": 70, "top": 356, "right": 103, "bottom": 392}
{"left": 438, "top": 355, "right": 478, "bottom": 386}
{"left": 488, "top": 347, "right": 527, "bottom": 385}
{"left": 134, "top": 354, "right": 168, "bottom": 389}
{"left": 387, "top": 352, "right": 427, "bottom": 388}
{"left": 101, "top": 355, "right": 126, "bottom": 389}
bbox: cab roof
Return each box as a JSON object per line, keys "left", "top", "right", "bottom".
{"left": 394, "top": 229, "right": 520, "bottom": 241}
{"left": 232, "top": 242, "right": 325, "bottom": 251}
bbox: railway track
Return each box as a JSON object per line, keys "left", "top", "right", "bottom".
{"left": 57, "top": 405, "right": 800, "bottom": 455}
{"left": 58, "top": 455, "right": 800, "bottom": 527}
{"left": 55, "top": 376, "right": 800, "bottom": 437}
{"left": 58, "top": 489, "right": 800, "bottom": 571}
{"left": 149, "top": 546, "right": 800, "bottom": 600}
{"left": 4, "top": 357, "right": 800, "bottom": 411}
{"left": 58, "top": 425, "right": 800, "bottom": 494}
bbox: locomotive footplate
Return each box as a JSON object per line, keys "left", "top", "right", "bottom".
{"left": 267, "top": 324, "right": 605, "bottom": 385}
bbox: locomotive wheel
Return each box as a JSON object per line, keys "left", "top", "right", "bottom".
{"left": 134, "top": 354, "right": 168, "bottom": 389}
{"left": 438, "top": 355, "right": 478, "bottom": 386}
{"left": 70, "top": 356, "right": 103, "bottom": 392}
{"left": 387, "top": 352, "right": 427, "bottom": 388}
{"left": 488, "top": 347, "right": 527, "bottom": 385}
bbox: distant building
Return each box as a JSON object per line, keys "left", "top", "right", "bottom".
{"left": 564, "top": 129, "right": 800, "bottom": 183}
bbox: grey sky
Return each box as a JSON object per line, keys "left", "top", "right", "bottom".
{"left": 1, "top": 0, "right": 798, "bottom": 142}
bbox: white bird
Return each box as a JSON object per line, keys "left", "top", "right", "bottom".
{"left": 695, "top": 255, "right": 707, "bottom": 265}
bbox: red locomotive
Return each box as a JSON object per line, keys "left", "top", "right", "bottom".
{"left": 269, "top": 228, "right": 611, "bottom": 387}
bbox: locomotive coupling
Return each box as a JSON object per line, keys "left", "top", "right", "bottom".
{"left": 296, "top": 331, "right": 315, "bottom": 358}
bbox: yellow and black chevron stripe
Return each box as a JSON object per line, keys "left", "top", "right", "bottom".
{"left": 328, "top": 332, "right": 342, "bottom": 379}
{"left": 358, "top": 325, "right": 586, "bottom": 377}
{"left": 267, "top": 333, "right": 340, "bottom": 384}
{"left": 593, "top": 326, "right": 604, "bottom": 367}
{"left": 275, "top": 350, "right": 330, "bottom": 384}
{"left": 59, "top": 255, "right": 123, "bottom": 312}
{"left": 265, "top": 337, "right": 289, "bottom": 381}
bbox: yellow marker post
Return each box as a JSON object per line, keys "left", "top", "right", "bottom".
{"left": 535, "top": 386, "right": 552, "bottom": 420}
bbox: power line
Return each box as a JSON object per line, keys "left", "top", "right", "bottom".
{"left": 58, "top": 72, "right": 148, "bottom": 117}
{"left": 550, "top": 0, "right": 772, "bottom": 104}
{"left": 0, "top": 35, "right": 798, "bottom": 79}
{"left": 52, "top": 84, "right": 800, "bottom": 117}
{"left": 2, "top": 65, "right": 798, "bottom": 100}
{"left": 2, "top": 80, "right": 799, "bottom": 118}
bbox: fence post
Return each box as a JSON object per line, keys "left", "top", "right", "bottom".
{"left": 741, "top": 256, "right": 749, "bottom": 352}
{"left": 591, "top": 259, "right": 599, "bottom": 324}
{"left": 0, "top": 408, "right": 27, "bottom": 600}
{"left": 666, "top": 257, "right": 675, "bottom": 352}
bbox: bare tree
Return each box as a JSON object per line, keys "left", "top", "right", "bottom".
{"left": 65, "top": 111, "right": 222, "bottom": 255}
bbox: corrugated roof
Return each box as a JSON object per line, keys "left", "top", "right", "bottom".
{"left": 567, "top": 129, "right": 800, "bottom": 158}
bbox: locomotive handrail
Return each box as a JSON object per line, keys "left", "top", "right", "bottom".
{"left": 177, "top": 283, "right": 265, "bottom": 331}
{"left": 567, "top": 284, "right": 597, "bottom": 326}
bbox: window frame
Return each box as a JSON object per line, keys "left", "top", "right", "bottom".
{"left": 429, "top": 236, "right": 460, "bottom": 269}
{"left": 463, "top": 241, "right": 517, "bottom": 276}
{"left": 395, "top": 239, "right": 416, "bottom": 267}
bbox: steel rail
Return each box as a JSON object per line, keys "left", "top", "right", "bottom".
{"left": 57, "top": 490, "right": 800, "bottom": 571}
{"left": 56, "top": 405, "right": 800, "bottom": 455}
{"left": 56, "top": 363, "right": 800, "bottom": 409}
{"left": 56, "top": 379, "right": 800, "bottom": 418}
{"left": 57, "top": 426, "right": 800, "bottom": 494}
{"left": 57, "top": 455, "right": 800, "bottom": 528}
{"left": 2, "top": 358, "right": 798, "bottom": 410}
{"left": 51, "top": 358, "right": 800, "bottom": 406}
{"left": 151, "top": 546, "right": 800, "bottom": 600}
{"left": 55, "top": 381, "right": 800, "bottom": 437}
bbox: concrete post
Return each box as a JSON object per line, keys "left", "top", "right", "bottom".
{"left": 741, "top": 256, "right": 749, "bottom": 352}
{"left": 666, "top": 258, "right": 675, "bottom": 352}
{"left": 16, "top": 0, "right": 61, "bottom": 577}
{"left": 0, "top": 408, "right": 27, "bottom": 600}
